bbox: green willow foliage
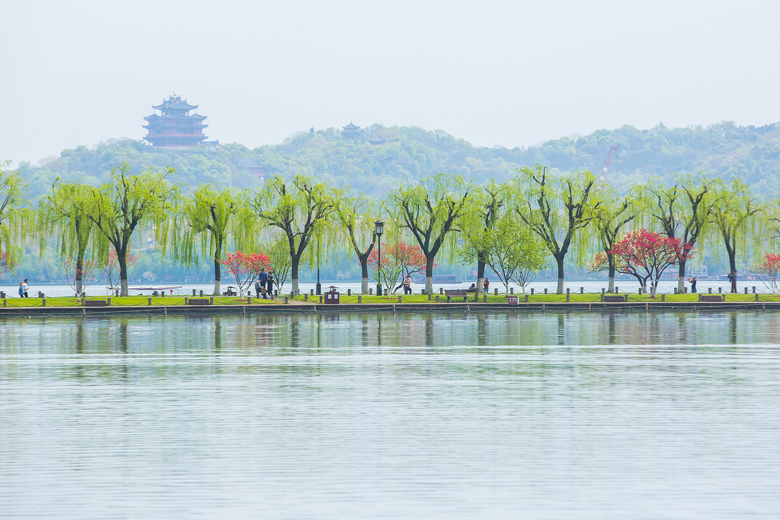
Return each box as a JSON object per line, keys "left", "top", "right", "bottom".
{"left": 7, "top": 120, "right": 780, "bottom": 292}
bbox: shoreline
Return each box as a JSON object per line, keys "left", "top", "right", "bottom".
{"left": 1, "top": 300, "right": 779, "bottom": 317}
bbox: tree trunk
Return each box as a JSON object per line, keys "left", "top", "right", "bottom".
{"left": 607, "top": 256, "right": 616, "bottom": 293}
{"left": 726, "top": 236, "right": 737, "bottom": 293}
{"left": 475, "top": 254, "right": 486, "bottom": 302}
{"left": 677, "top": 261, "right": 687, "bottom": 294}
{"left": 291, "top": 256, "right": 300, "bottom": 296}
{"left": 425, "top": 255, "right": 435, "bottom": 295}
{"left": 651, "top": 278, "right": 658, "bottom": 298}
{"left": 213, "top": 237, "right": 222, "bottom": 296}
{"left": 75, "top": 250, "right": 84, "bottom": 297}
{"left": 118, "top": 252, "right": 129, "bottom": 297}
{"left": 555, "top": 254, "right": 565, "bottom": 294}
{"left": 359, "top": 252, "right": 370, "bottom": 294}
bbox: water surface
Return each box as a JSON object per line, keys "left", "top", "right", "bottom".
{"left": 1, "top": 311, "right": 779, "bottom": 518}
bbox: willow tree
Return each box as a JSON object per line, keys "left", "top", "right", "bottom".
{"left": 0, "top": 162, "right": 27, "bottom": 271}
{"left": 510, "top": 166, "right": 599, "bottom": 294}
{"left": 174, "top": 185, "right": 253, "bottom": 296}
{"left": 39, "top": 180, "right": 95, "bottom": 296}
{"left": 390, "top": 174, "right": 473, "bottom": 295}
{"left": 252, "top": 175, "right": 335, "bottom": 296}
{"left": 591, "top": 186, "right": 635, "bottom": 292}
{"left": 80, "top": 163, "right": 179, "bottom": 296}
{"left": 334, "top": 192, "right": 378, "bottom": 294}
{"left": 459, "top": 180, "right": 503, "bottom": 300}
{"left": 642, "top": 175, "right": 718, "bottom": 293}
{"left": 710, "top": 178, "right": 762, "bottom": 279}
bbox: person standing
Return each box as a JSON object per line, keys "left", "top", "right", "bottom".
{"left": 403, "top": 274, "right": 412, "bottom": 295}
{"left": 258, "top": 268, "right": 268, "bottom": 299}
{"left": 266, "top": 271, "right": 274, "bottom": 299}
{"left": 483, "top": 277, "right": 489, "bottom": 293}
{"left": 688, "top": 276, "right": 697, "bottom": 293}
{"left": 22, "top": 279, "right": 29, "bottom": 298}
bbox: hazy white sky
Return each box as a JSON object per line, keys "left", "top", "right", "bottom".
{"left": 2, "top": 0, "right": 779, "bottom": 166}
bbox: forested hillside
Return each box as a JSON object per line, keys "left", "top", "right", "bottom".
{"left": 17, "top": 121, "right": 780, "bottom": 200}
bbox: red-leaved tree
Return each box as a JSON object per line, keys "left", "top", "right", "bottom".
{"left": 754, "top": 253, "right": 780, "bottom": 293}
{"left": 609, "top": 229, "right": 694, "bottom": 297}
{"left": 365, "top": 242, "right": 429, "bottom": 295}
{"left": 220, "top": 251, "right": 271, "bottom": 297}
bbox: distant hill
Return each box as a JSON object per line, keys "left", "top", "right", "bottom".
{"left": 17, "top": 121, "right": 780, "bottom": 200}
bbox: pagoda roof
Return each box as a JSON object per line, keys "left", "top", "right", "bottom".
{"left": 153, "top": 94, "right": 198, "bottom": 111}
{"left": 368, "top": 135, "right": 386, "bottom": 145}
{"left": 342, "top": 122, "right": 360, "bottom": 131}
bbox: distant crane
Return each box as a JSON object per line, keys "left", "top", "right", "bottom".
{"left": 599, "top": 145, "right": 619, "bottom": 182}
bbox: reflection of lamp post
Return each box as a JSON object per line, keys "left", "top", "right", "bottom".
{"left": 375, "top": 220, "right": 384, "bottom": 296}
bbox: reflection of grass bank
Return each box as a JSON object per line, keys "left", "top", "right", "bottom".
{"left": 1, "top": 296, "right": 286, "bottom": 308}
{"left": 1, "top": 293, "right": 779, "bottom": 308}
{"left": 289, "top": 293, "right": 780, "bottom": 304}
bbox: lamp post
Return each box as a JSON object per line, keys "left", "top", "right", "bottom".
{"left": 315, "top": 236, "right": 322, "bottom": 295}
{"left": 375, "top": 220, "right": 384, "bottom": 296}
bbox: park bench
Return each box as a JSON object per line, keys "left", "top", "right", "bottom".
{"left": 602, "top": 294, "right": 628, "bottom": 302}
{"left": 699, "top": 294, "right": 724, "bottom": 302}
{"left": 444, "top": 289, "right": 469, "bottom": 303}
{"left": 187, "top": 298, "right": 211, "bottom": 305}
{"left": 84, "top": 300, "right": 108, "bottom": 307}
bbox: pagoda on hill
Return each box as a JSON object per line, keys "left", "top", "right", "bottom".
{"left": 342, "top": 121, "right": 361, "bottom": 142}
{"left": 143, "top": 93, "right": 208, "bottom": 147}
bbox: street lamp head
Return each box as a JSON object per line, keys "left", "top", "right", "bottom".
{"left": 374, "top": 220, "right": 384, "bottom": 237}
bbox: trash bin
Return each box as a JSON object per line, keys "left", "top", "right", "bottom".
{"left": 324, "top": 286, "right": 340, "bottom": 304}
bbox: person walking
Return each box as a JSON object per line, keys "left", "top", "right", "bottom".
{"left": 18, "top": 282, "right": 24, "bottom": 298}
{"left": 403, "top": 274, "right": 412, "bottom": 295}
{"left": 266, "top": 271, "right": 274, "bottom": 299}
{"left": 22, "top": 279, "right": 29, "bottom": 298}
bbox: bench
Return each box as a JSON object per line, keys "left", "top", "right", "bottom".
{"left": 602, "top": 295, "right": 628, "bottom": 302}
{"left": 699, "top": 294, "right": 724, "bottom": 302}
{"left": 84, "top": 300, "right": 108, "bottom": 307}
{"left": 444, "top": 289, "right": 469, "bottom": 303}
{"left": 187, "top": 298, "right": 211, "bottom": 305}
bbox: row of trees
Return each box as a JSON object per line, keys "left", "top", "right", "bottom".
{"left": 0, "top": 159, "right": 777, "bottom": 297}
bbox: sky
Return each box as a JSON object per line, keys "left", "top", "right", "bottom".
{"left": 2, "top": 0, "right": 780, "bottom": 167}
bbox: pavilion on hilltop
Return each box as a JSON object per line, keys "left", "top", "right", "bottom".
{"left": 342, "top": 122, "right": 361, "bottom": 141}
{"left": 143, "top": 93, "right": 208, "bottom": 147}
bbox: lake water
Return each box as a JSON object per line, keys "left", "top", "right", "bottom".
{"left": 1, "top": 310, "right": 779, "bottom": 518}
